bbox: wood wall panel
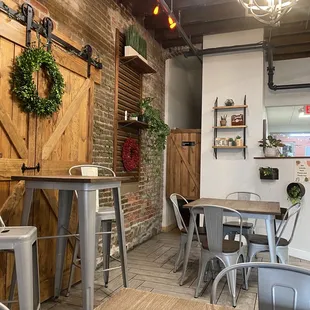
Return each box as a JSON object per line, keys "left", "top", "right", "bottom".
{"left": 113, "top": 30, "right": 142, "bottom": 182}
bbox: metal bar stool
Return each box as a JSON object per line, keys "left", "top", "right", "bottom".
{"left": 1, "top": 225, "right": 40, "bottom": 310}
{"left": 66, "top": 165, "right": 118, "bottom": 296}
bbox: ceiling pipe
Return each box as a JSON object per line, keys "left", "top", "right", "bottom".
{"left": 158, "top": 0, "right": 202, "bottom": 63}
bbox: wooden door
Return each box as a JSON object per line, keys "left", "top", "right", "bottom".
{"left": 0, "top": 7, "right": 100, "bottom": 303}
{"left": 166, "top": 129, "right": 201, "bottom": 200}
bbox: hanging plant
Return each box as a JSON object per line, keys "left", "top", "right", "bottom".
{"left": 122, "top": 138, "right": 140, "bottom": 171}
{"left": 139, "top": 97, "right": 170, "bottom": 165}
{"left": 10, "top": 47, "right": 65, "bottom": 117}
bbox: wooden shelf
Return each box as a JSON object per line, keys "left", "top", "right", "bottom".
{"left": 212, "top": 146, "right": 247, "bottom": 149}
{"left": 213, "top": 125, "right": 247, "bottom": 129}
{"left": 120, "top": 56, "right": 156, "bottom": 74}
{"left": 118, "top": 120, "right": 148, "bottom": 129}
{"left": 213, "top": 105, "right": 248, "bottom": 110}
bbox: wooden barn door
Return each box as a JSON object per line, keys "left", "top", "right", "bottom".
{"left": 0, "top": 7, "right": 100, "bottom": 303}
{"left": 166, "top": 129, "right": 201, "bottom": 200}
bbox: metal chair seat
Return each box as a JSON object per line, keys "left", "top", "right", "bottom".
{"left": 202, "top": 238, "right": 243, "bottom": 253}
{"left": 223, "top": 221, "right": 253, "bottom": 229}
{"left": 97, "top": 207, "right": 116, "bottom": 220}
{"left": 248, "top": 233, "right": 289, "bottom": 247}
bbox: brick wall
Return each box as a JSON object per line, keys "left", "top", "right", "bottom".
{"left": 17, "top": 0, "right": 166, "bottom": 250}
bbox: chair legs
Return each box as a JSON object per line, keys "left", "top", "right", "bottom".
{"left": 195, "top": 252, "right": 214, "bottom": 298}
{"left": 174, "top": 234, "right": 187, "bottom": 273}
{"left": 102, "top": 220, "right": 112, "bottom": 287}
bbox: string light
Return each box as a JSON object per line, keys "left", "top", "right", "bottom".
{"left": 153, "top": 5, "right": 159, "bottom": 15}
{"left": 168, "top": 16, "right": 176, "bottom": 29}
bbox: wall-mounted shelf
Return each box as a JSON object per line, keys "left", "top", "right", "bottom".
{"left": 118, "top": 120, "right": 148, "bottom": 129}
{"left": 120, "top": 56, "right": 156, "bottom": 74}
{"left": 213, "top": 105, "right": 248, "bottom": 110}
{"left": 213, "top": 146, "right": 247, "bottom": 149}
{"left": 213, "top": 95, "right": 247, "bottom": 159}
{"left": 213, "top": 125, "right": 247, "bottom": 129}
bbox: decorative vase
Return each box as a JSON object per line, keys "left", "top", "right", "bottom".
{"left": 138, "top": 115, "right": 145, "bottom": 122}
{"left": 264, "top": 148, "right": 279, "bottom": 157}
{"left": 236, "top": 138, "right": 243, "bottom": 147}
{"left": 220, "top": 120, "right": 227, "bottom": 126}
{"left": 129, "top": 116, "right": 138, "bottom": 121}
{"left": 225, "top": 99, "right": 234, "bottom": 106}
{"left": 228, "top": 141, "right": 232, "bottom": 146}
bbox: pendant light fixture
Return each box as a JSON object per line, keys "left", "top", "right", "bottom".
{"left": 238, "top": 0, "right": 299, "bottom": 26}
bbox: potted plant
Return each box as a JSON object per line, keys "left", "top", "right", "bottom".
{"left": 228, "top": 138, "right": 234, "bottom": 147}
{"left": 139, "top": 97, "right": 170, "bottom": 167}
{"left": 220, "top": 115, "right": 227, "bottom": 126}
{"left": 225, "top": 99, "right": 234, "bottom": 106}
{"left": 129, "top": 113, "right": 138, "bottom": 121}
{"left": 259, "top": 167, "right": 279, "bottom": 180}
{"left": 259, "top": 135, "right": 285, "bottom": 157}
{"left": 125, "top": 25, "right": 147, "bottom": 62}
{"left": 287, "top": 182, "right": 305, "bottom": 204}
{"left": 235, "top": 135, "right": 243, "bottom": 147}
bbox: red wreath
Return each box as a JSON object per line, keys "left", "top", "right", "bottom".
{"left": 122, "top": 138, "right": 140, "bottom": 171}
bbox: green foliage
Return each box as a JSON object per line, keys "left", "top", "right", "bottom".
{"left": 236, "top": 135, "right": 241, "bottom": 140}
{"left": 10, "top": 47, "right": 65, "bottom": 117}
{"left": 139, "top": 97, "right": 170, "bottom": 161}
{"left": 259, "top": 167, "right": 273, "bottom": 177}
{"left": 126, "top": 25, "right": 147, "bottom": 59}
{"left": 287, "top": 185, "right": 302, "bottom": 204}
{"left": 259, "top": 135, "right": 285, "bottom": 148}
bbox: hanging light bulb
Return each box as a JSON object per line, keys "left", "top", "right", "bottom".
{"left": 168, "top": 16, "right": 176, "bottom": 29}
{"left": 153, "top": 5, "right": 160, "bottom": 15}
{"left": 238, "top": 0, "right": 299, "bottom": 26}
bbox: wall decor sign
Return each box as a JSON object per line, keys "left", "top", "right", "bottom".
{"left": 231, "top": 114, "right": 244, "bottom": 126}
{"left": 305, "top": 105, "right": 310, "bottom": 115}
{"left": 294, "top": 160, "right": 310, "bottom": 183}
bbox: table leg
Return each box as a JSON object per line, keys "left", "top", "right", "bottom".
{"left": 112, "top": 187, "right": 128, "bottom": 287}
{"left": 77, "top": 190, "right": 96, "bottom": 310}
{"left": 179, "top": 212, "right": 196, "bottom": 286}
{"left": 266, "top": 216, "right": 277, "bottom": 263}
{"left": 8, "top": 188, "right": 35, "bottom": 309}
{"left": 54, "top": 190, "right": 73, "bottom": 299}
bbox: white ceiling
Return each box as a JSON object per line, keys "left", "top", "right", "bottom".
{"left": 267, "top": 106, "right": 310, "bottom": 133}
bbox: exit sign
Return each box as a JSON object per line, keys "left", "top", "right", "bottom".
{"left": 305, "top": 105, "right": 310, "bottom": 114}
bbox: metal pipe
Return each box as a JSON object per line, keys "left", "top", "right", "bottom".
{"left": 184, "top": 42, "right": 266, "bottom": 57}
{"left": 159, "top": 0, "right": 202, "bottom": 63}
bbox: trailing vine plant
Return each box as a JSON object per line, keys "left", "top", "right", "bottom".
{"left": 10, "top": 47, "right": 65, "bottom": 117}
{"left": 139, "top": 97, "right": 170, "bottom": 172}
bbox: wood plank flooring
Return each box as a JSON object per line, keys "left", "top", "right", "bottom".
{"left": 41, "top": 230, "right": 310, "bottom": 309}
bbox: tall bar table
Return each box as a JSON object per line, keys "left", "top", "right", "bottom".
{"left": 11, "top": 175, "right": 129, "bottom": 310}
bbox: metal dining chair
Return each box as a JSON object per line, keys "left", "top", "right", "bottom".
{"left": 67, "top": 164, "right": 117, "bottom": 295}
{"left": 247, "top": 203, "right": 301, "bottom": 268}
{"left": 223, "top": 192, "right": 261, "bottom": 245}
{"left": 211, "top": 262, "right": 310, "bottom": 309}
{"left": 169, "top": 193, "right": 206, "bottom": 272}
{"left": 191, "top": 204, "right": 247, "bottom": 306}
{"left": 0, "top": 303, "right": 9, "bottom": 310}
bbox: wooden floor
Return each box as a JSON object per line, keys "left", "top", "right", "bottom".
{"left": 42, "top": 230, "right": 310, "bottom": 309}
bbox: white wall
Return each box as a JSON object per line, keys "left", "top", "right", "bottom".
{"left": 163, "top": 56, "right": 202, "bottom": 228}
{"left": 201, "top": 29, "right": 265, "bottom": 199}
{"left": 265, "top": 57, "right": 310, "bottom": 107}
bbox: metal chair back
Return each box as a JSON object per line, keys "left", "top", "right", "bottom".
{"left": 69, "top": 165, "right": 115, "bottom": 212}
{"left": 169, "top": 193, "right": 188, "bottom": 233}
{"left": 226, "top": 191, "right": 261, "bottom": 201}
{"left": 0, "top": 302, "right": 9, "bottom": 310}
{"left": 191, "top": 205, "right": 243, "bottom": 253}
{"left": 211, "top": 262, "right": 310, "bottom": 310}
{"left": 276, "top": 203, "right": 301, "bottom": 246}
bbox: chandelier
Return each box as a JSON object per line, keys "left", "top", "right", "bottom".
{"left": 238, "top": 0, "right": 299, "bottom": 26}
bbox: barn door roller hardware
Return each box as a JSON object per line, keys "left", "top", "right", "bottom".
{"left": 42, "top": 17, "right": 54, "bottom": 51}
{"left": 21, "top": 163, "right": 40, "bottom": 174}
{"left": 21, "top": 3, "right": 34, "bottom": 47}
{"left": 0, "top": 1, "right": 103, "bottom": 70}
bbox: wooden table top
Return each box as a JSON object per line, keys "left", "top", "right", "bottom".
{"left": 185, "top": 198, "right": 281, "bottom": 215}
{"left": 95, "top": 288, "right": 233, "bottom": 310}
{"left": 11, "top": 175, "right": 130, "bottom": 183}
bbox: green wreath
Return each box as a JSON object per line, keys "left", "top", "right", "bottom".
{"left": 10, "top": 48, "right": 65, "bottom": 117}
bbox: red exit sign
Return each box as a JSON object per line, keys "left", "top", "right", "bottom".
{"left": 305, "top": 105, "right": 310, "bottom": 114}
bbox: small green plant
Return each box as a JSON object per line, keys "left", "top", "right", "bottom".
{"left": 130, "top": 112, "right": 138, "bottom": 117}
{"left": 228, "top": 138, "right": 234, "bottom": 142}
{"left": 126, "top": 25, "right": 147, "bottom": 59}
{"left": 139, "top": 97, "right": 170, "bottom": 161}
{"left": 221, "top": 115, "right": 227, "bottom": 121}
{"left": 259, "top": 135, "right": 285, "bottom": 148}
{"left": 287, "top": 185, "right": 302, "bottom": 204}
{"left": 259, "top": 167, "right": 273, "bottom": 177}
{"left": 236, "top": 135, "right": 241, "bottom": 140}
